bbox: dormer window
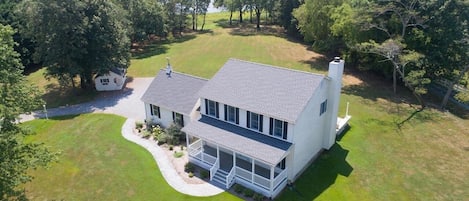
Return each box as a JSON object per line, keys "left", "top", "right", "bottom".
{"left": 269, "top": 118, "right": 288, "bottom": 140}
{"left": 224, "top": 104, "right": 239, "bottom": 124}
{"left": 205, "top": 99, "right": 219, "bottom": 118}
{"left": 247, "top": 111, "right": 263, "bottom": 132}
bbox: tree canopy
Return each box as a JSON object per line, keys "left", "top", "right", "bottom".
{"left": 0, "top": 24, "right": 57, "bottom": 200}
{"left": 18, "top": 0, "right": 131, "bottom": 89}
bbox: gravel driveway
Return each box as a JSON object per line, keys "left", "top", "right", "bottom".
{"left": 20, "top": 77, "right": 153, "bottom": 122}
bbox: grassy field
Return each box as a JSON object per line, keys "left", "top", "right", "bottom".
{"left": 23, "top": 12, "right": 469, "bottom": 201}
{"left": 22, "top": 114, "right": 239, "bottom": 201}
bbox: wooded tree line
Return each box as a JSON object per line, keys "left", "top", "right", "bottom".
{"left": 213, "top": 0, "right": 469, "bottom": 109}
{"left": 0, "top": 0, "right": 212, "bottom": 90}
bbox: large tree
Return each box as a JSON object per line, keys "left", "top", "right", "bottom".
{"left": 0, "top": 24, "right": 57, "bottom": 200}
{"left": 19, "top": 0, "right": 130, "bottom": 89}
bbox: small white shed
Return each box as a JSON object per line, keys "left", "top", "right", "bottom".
{"left": 95, "top": 68, "right": 127, "bottom": 91}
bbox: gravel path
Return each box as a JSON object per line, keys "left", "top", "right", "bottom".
{"left": 122, "top": 119, "right": 224, "bottom": 196}
{"left": 20, "top": 77, "right": 153, "bottom": 122}
{"left": 19, "top": 77, "right": 224, "bottom": 197}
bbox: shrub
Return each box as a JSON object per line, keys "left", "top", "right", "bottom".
{"left": 135, "top": 121, "right": 144, "bottom": 129}
{"left": 184, "top": 162, "right": 195, "bottom": 173}
{"left": 243, "top": 188, "right": 255, "bottom": 197}
{"left": 156, "top": 133, "right": 169, "bottom": 144}
{"left": 180, "top": 145, "right": 184, "bottom": 151}
{"left": 188, "top": 172, "right": 194, "bottom": 178}
{"left": 141, "top": 130, "right": 151, "bottom": 139}
{"left": 173, "top": 151, "right": 183, "bottom": 158}
{"left": 200, "top": 170, "right": 209, "bottom": 179}
{"left": 253, "top": 193, "right": 264, "bottom": 201}
{"left": 233, "top": 184, "right": 244, "bottom": 194}
{"left": 152, "top": 125, "right": 165, "bottom": 137}
{"left": 165, "top": 124, "right": 185, "bottom": 145}
{"left": 169, "top": 145, "right": 174, "bottom": 151}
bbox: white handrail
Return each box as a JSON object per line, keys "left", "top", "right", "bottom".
{"left": 226, "top": 167, "right": 236, "bottom": 188}
{"left": 210, "top": 158, "right": 219, "bottom": 180}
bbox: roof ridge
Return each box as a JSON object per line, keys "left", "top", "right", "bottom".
{"left": 158, "top": 69, "right": 209, "bottom": 81}
{"left": 228, "top": 58, "right": 326, "bottom": 77}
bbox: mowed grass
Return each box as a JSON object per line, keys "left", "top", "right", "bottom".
{"left": 22, "top": 114, "right": 239, "bottom": 201}
{"left": 277, "top": 80, "right": 469, "bottom": 201}
{"left": 128, "top": 12, "right": 326, "bottom": 78}
{"left": 23, "top": 12, "right": 469, "bottom": 201}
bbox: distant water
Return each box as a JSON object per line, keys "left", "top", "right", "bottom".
{"left": 207, "top": 0, "right": 225, "bottom": 13}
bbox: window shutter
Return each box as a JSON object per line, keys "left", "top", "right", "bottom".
{"left": 204, "top": 99, "right": 208, "bottom": 115}
{"left": 215, "top": 102, "right": 219, "bottom": 118}
{"left": 157, "top": 107, "right": 161, "bottom": 118}
{"left": 150, "top": 104, "right": 154, "bottom": 116}
{"left": 224, "top": 105, "right": 227, "bottom": 121}
{"left": 269, "top": 118, "right": 273, "bottom": 135}
{"left": 283, "top": 122, "right": 288, "bottom": 140}
{"left": 181, "top": 115, "right": 184, "bottom": 127}
{"left": 172, "top": 112, "right": 175, "bottom": 122}
{"left": 235, "top": 108, "right": 239, "bottom": 124}
{"left": 247, "top": 111, "right": 251, "bottom": 128}
{"left": 259, "top": 115, "right": 263, "bottom": 132}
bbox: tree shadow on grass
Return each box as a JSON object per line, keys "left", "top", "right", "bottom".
{"left": 277, "top": 143, "right": 353, "bottom": 201}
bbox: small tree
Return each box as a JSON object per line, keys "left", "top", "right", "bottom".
{"left": 165, "top": 124, "right": 185, "bottom": 145}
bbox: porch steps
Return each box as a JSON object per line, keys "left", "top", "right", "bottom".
{"left": 212, "top": 169, "right": 228, "bottom": 187}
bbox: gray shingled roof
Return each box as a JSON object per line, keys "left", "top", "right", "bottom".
{"left": 182, "top": 116, "right": 292, "bottom": 165}
{"left": 198, "top": 59, "right": 325, "bottom": 123}
{"left": 141, "top": 70, "right": 207, "bottom": 115}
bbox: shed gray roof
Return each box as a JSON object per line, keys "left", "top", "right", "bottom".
{"left": 182, "top": 116, "right": 292, "bottom": 165}
{"left": 198, "top": 59, "right": 325, "bottom": 123}
{"left": 141, "top": 70, "right": 207, "bottom": 115}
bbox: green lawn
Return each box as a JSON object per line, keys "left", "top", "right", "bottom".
{"left": 23, "top": 12, "right": 469, "bottom": 201}
{"left": 22, "top": 114, "right": 239, "bottom": 201}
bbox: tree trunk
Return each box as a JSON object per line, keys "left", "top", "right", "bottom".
{"left": 192, "top": 12, "right": 195, "bottom": 30}
{"left": 229, "top": 11, "right": 233, "bottom": 25}
{"left": 239, "top": 7, "right": 243, "bottom": 23}
{"left": 255, "top": 8, "right": 261, "bottom": 30}
{"left": 201, "top": 13, "right": 206, "bottom": 31}
{"left": 250, "top": 6, "right": 253, "bottom": 23}
{"left": 441, "top": 65, "right": 469, "bottom": 109}
{"left": 393, "top": 66, "right": 397, "bottom": 94}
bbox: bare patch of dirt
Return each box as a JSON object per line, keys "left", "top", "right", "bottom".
{"left": 343, "top": 74, "right": 364, "bottom": 86}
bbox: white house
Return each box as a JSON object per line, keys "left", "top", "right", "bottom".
{"left": 141, "top": 68, "right": 207, "bottom": 128}
{"left": 95, "top": 68, "right": 127, "bottom": 91}
{"left": 141, "top": 58, "right": 349, "bottom": 198}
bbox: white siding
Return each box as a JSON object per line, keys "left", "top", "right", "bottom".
{"left": 289, "top": 80, "right": 329, "bottom": 180}
{"left": 95, "top": 72, "right": 126, "bottom": 91}
{"left": 143, "top": 103, "right": 190, "bottom": 128}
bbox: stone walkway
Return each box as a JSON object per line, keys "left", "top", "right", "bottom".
{"left": 121, "top": 119, "right": 224, "bottom": 196}
{"left": 20, "top": 78, "right": 224, "bottom": 197}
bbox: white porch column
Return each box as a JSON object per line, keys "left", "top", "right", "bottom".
{"left": 185, "top": 134, "right": 190, "bottom": 148}
{"left": 233, "top": 152, "right": 237, "bottom": 169}
{"left": 251, "top": 159, "right": 255, "bottom": 184}
{"left": 270, "top": 166, "right": 274, "bottom": 195}
{"left": 216, "top": 144, "right": 220, "bottom": 168}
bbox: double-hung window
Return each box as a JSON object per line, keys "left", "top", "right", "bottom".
{"left": 224, "top": 105, "right": 239, "bottom": 124}
{"left": 172, "top": 112, "right": 184, "bottom": 127}
{"left": 205, "top": 99, "right": 219, "bottom": 118}
{"left": 269, "top": 118, "right": 288, "bottom": 140}
{"left": 100, "top": 78, "right": 109, "bottom": 85}
{"left": 320, "top": 100, "right": 328, "bottom": 116}
{"left": 247, "top": 111, "right": 263, "bottom": 132}
{"left": 150, "top": 104, "right": 161, "bottom": 118}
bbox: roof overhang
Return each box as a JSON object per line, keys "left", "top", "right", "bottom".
{"left": 182, "top": 116, "right": 292, "bottom": 166}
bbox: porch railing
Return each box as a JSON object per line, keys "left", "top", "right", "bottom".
{"left": 188, "top": 139, "right": 202, "bottom": 155}
{"left": 254, "top": 174, "right": 270, "bottom": 190}
{"left": 272, "top": 168, "right": 288, "bottom": 189}
{"left": 226, "top": 167, "right": 236, "bottom": 189}
{"left": 210, "top": 158, "right": 219, "bottom": 180}
{"left": 235, "top": 167, "right": 252, "bottom": 182}
{"left": 202, "top": 153, "right": 217, "bottom": 165}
